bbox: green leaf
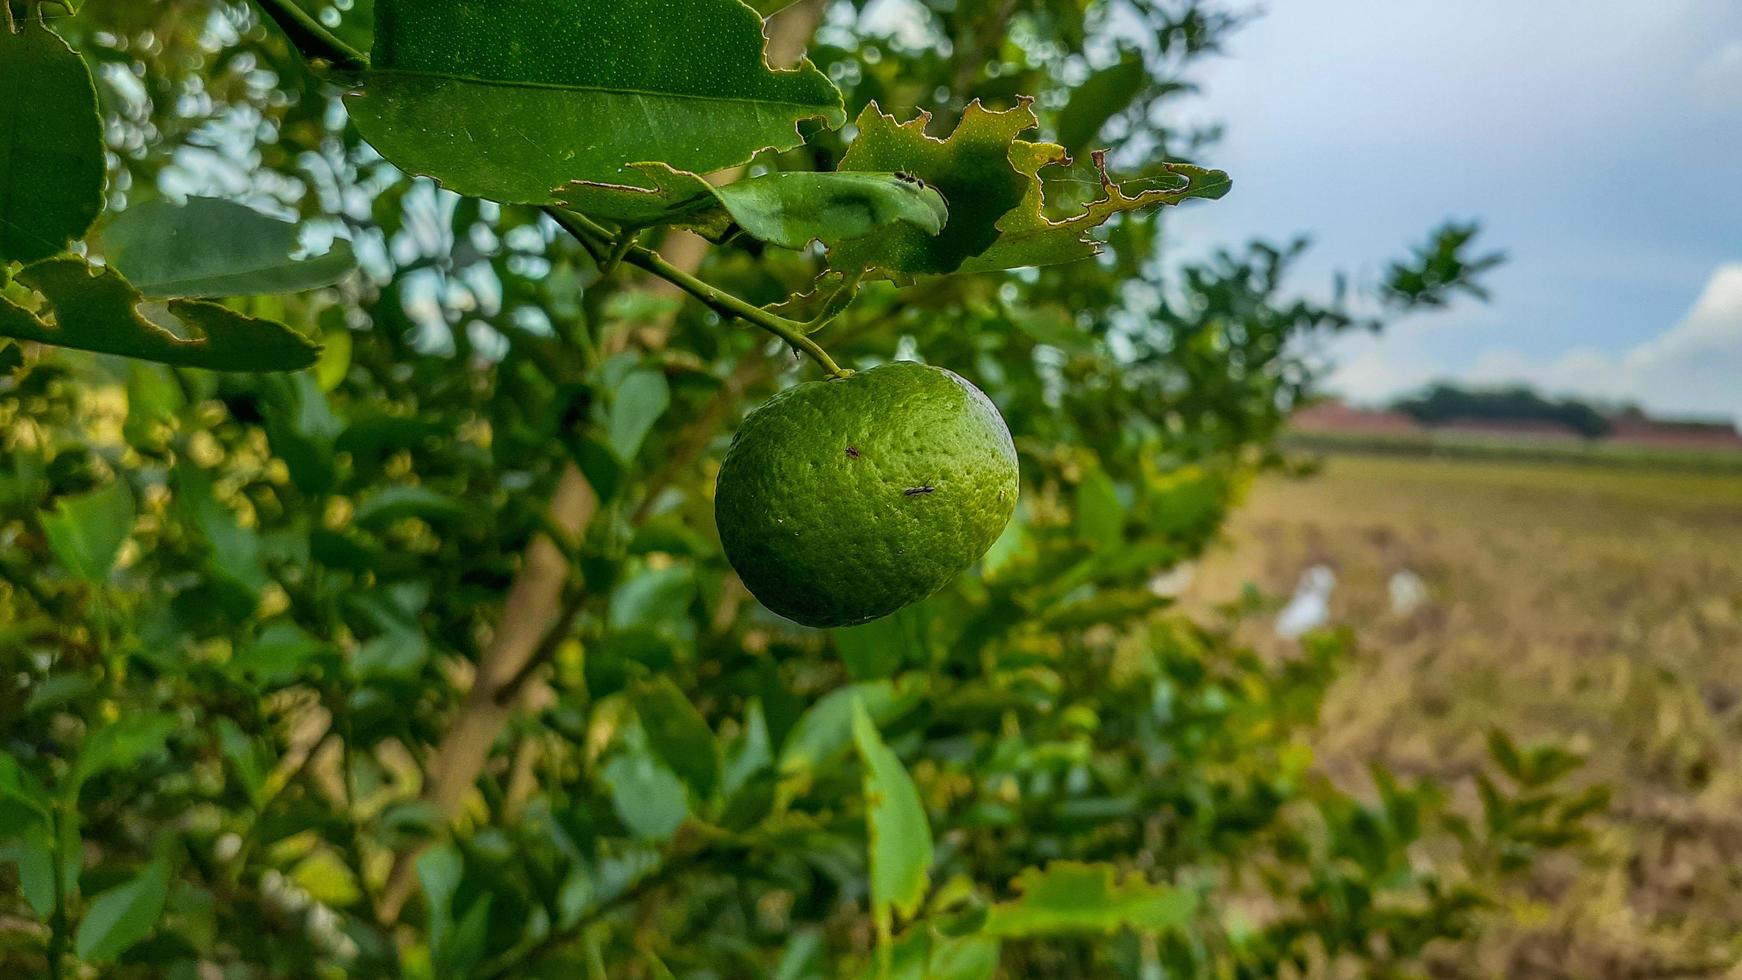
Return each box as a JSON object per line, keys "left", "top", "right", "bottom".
{"left": 779, "top": 677, "right": 922, "bottom": 777}
{"left": 607, "top": 367, "right": 671, "bottom": 462}
{"left": 1487, "top": 729, "right": 1525, "bottom": 782}
{"left": 417, "top": 844, "right": 464, "bottom": 964}
{"left": 447, "top": 891, "right": 493, "bottom": 977}
{"left": 0, "top": 834, "right": 56, "bottom": 919}
{"left": 982, "top": 862, "right": 1197, "bottom": 937}
{"left": 74, "top": 856, "right": 172, "bottom": 963}
{"left": 716, "top": 171, "right": 947, "bottom": 249}
{"left": 631, "top": 677, "right": 721, "bottom": 801}
{"left": 834, "top": 614, "right": 911, "bottom": 682}
{"left": 863, "top": 928, "right": 1000, "bottom": 980}
{"left": 831, "top": 100, "right": 1037, "bottom": 281}
{"left": 230, "top": 622, "right": 325, "bottom": 686}
{"left": 289, "top": 848, "right": 362, "bottom": 907}
{"left": 1074, "top": 466, "right": 1123, "bottom": 550}
{"left": 215, "top": 718, "right": 271, "bottom": 806}
{"left": 959, "top": 153, "right": 1231, "bottom": 273}
{"left": 0, "top": 753, "right": 51, "bottom": 815}
{"left": 352, "top": 485, "right": 470, "bottom": 529}
{"left": 722, "top": 699, "right": 774, "bottom": 800}
{"left": 174, "top": 460, "right": 270, "bottom": 602}
{"left": 40, "top": 480, "right": 135, "bottom": 584}
{"left": 1056, "top": 53, "right": 1149, "bottom": 156}
{"left": 1005, "top": 303, "right": 1091, "bottom": 351}
{"left": 601, "top": 749, "right": 689, "bottom": 841}
{"left": 73, "top": 714, "right": 177, "bottom": 789}
{"left": 348, "top": 0, "right": 846, "bottom": 205}
{"left": 558, "top": 168, "right": 947, "bottom": 248}
{"left": 103, "top": 198, "right": 356, "bottom": 298}
{"left": 0, "top": 21, "right": 104, "bottom": 264}
{"left": 851, "top": 698, "right": 933, "bottom": 924}
{"left": 23, "top": 673, "right": 97, "bottom": 715}
{"left": 0, "top": 257, "right": 321, "bottom": 372}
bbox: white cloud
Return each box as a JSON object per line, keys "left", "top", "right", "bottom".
{"left": 1348, "top": 264, "right": 1742, "bottom": 422}
{"left": 1321, "top": 332, "right": 1442, "bottom": 406}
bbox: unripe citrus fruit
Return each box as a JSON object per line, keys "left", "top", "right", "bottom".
{"left": 715, "top": 361, "right": 1019, "bottom": 628}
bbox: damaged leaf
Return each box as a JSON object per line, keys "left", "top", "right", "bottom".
{"left": 960, "top": 148, "right": 1230, "bottom": 273}
{"left": 0, "top": 257, "right": 320, "bottom": 372}
{"left": 348, "top": 0, "right": 846, "bottom": 205}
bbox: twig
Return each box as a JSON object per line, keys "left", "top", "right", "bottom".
{"left": 375, "top": 469, "right": 599, "bottom": 922}
{"left": 549, "top": 210, "right": 852, "bottom": 379}
{"left": 494, "top": 590, "right": 584, "bottom": 708}
{"left": 600, "top": 228, "right": 638, "bottom": 276}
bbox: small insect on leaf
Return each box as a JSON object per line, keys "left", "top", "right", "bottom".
{"left": 846, "top": 446, "right": 861, "bottom": 459}
{"left": 904, "top": 486, "right": 935, "bottom": 496}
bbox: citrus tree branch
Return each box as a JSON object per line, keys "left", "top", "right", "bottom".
{"left": 549, "top": 209, "right": 852, "bottom": 378}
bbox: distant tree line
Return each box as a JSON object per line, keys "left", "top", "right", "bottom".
{"left": 1392, "top": 383, "right": 1614, "bottom": 438}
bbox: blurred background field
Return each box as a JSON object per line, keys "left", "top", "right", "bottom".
{"left": 1187, "top": 448, "right": 1742, "bottom": 977}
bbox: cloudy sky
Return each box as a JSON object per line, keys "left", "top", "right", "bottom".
{"left": 1166, "top": 0, "right": 1742, "bottom": 422}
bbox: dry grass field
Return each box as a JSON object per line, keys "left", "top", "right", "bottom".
{"left": 1188, "top": 452, "right": 1742, "bottom": 978}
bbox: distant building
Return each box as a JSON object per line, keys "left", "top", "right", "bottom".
{"left": 1289, "top": 399, "right": 1742, "bottom": 454}
{"left": 1606, "top": 409, "right": 1742, "bottom": 452}
{"left": 1429, "top": 417, "right": 1586, "bottom": 442}
{"left": 1290, "top": 400, "right": 1421, "bottom": 435}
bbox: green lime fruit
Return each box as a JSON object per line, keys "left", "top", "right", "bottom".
{"left": 715, "top": 361, "right": 1019, "bottom": 629}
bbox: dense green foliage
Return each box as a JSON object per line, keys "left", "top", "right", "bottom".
{"left": 0, "top": 0, "right": 1597, "bottom": 977}
{"left": 1393, "top": 383, "right": 1614, "bottom": 439}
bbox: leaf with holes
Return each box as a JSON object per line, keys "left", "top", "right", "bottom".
{"left": 958, "top": 150, "right": 1230, "bottom": 273}
{"left": 0, "top": 257, "right": 320, "bottom": 371}
{"left": 0, "top": 20, "right": 105, "bottom": 265}
{"left": 347, "top": 0, "right": 845, "bottom": 205}
{"left": 103, "top": 198, "right": 356, "bottom": 298}
{"left": 830, "top": 100, "right": 1038, "bottom": 281}
{"left": 557, "top": 168, "right": 948, "bottom": 249}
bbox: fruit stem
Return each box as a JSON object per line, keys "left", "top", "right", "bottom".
{"left": 549, "top": 209, "right": 853, "bottom": 379}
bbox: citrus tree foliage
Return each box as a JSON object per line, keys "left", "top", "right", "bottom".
{"left": 0, "top": 1, "right": 1595, "bottom": 978}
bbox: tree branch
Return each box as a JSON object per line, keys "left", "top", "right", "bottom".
{"left": 549, "top": 210, "right": 851, "bottom": 379}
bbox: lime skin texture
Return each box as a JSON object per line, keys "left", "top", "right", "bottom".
{"left": 714, "top": 361, "right": 1020, "bottom": 629}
